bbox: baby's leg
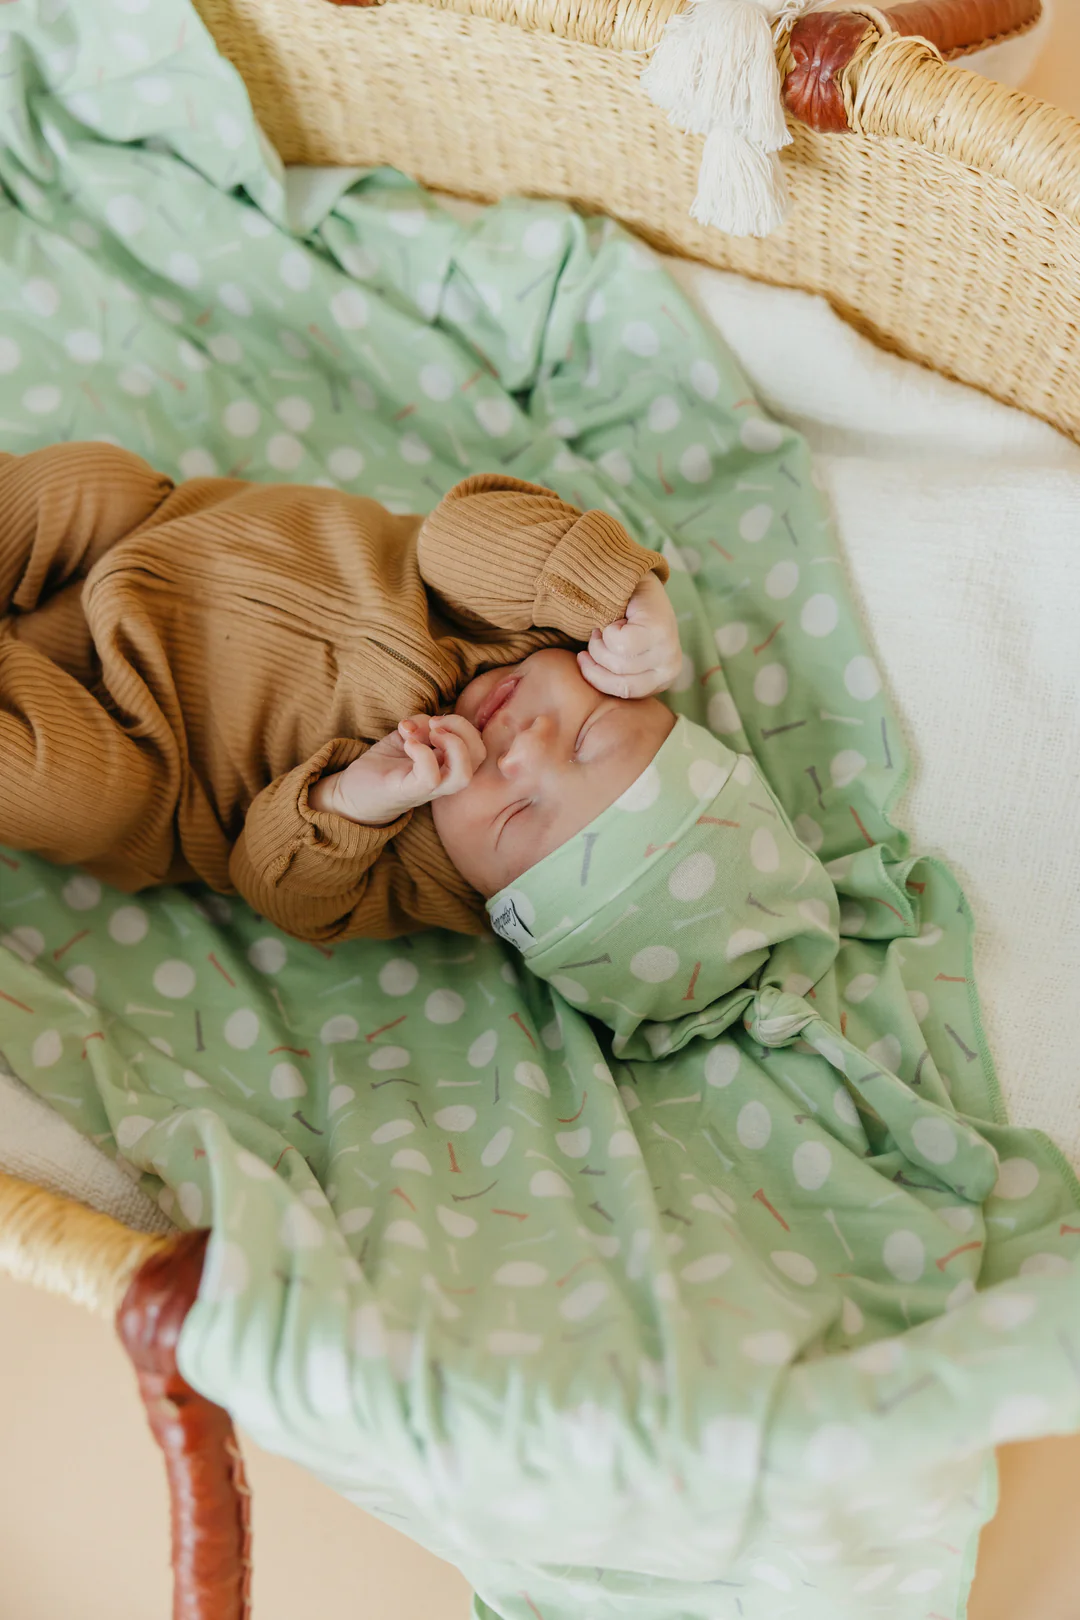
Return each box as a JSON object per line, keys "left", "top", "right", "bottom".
{"left": 0, "top": 442, "right": 172, "bottom": 616}
{"left": 0, "top": 633, "right": 169, "bottom": 876}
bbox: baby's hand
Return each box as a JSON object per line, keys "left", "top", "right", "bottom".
{"left": 309, "top": 713, "right": 485, "bottom": 825}
{"left": 577, "top": 571, "right": 682, "bottom": 699}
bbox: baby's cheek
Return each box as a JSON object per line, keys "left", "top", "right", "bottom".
{"left": 431, "top": 782, "right": 501, "bottom": 895}
{"left": 455, "top": 665, "right": 498, "bottom": 719}
{"left": 555, "top": 772, "right": 594, "bottom": 826}
{"left": 452, "top": 680, "right": 473, "bottom": 716}
{"left": 433, "top": 775, "right": 476, "bottom": 839}
{"left": 429, "top": 789, "right": 455, "bottom": 847}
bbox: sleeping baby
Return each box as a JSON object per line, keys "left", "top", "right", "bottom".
{"left": 0, "top": 442, "right": 681, "bottom": 933}
{"left": 0, "top": 442, "right": 838, "bottom": 1027}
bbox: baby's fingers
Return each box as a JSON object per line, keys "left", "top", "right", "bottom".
{"left": 429, "top": 729, "right": 478, "bottom": 798}
{"left": 577, "top": 648, "right": 663, "bottom": 700}
{"left": 596, "top": 617, "right": 653, "bottom": 658}
{"left": 400, "top": 737, "right": 442, "bottom": 797}
{"left": 431, "top": 712, "right": 486, "bottom": 770}
{"left": 587, "top": 629, "right": 658, "bottom": 676}
{"left": 398, "top": 714, "right": 433, "bottom": 747}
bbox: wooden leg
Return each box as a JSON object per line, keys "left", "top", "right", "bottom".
{"left": 116, "top": 1230, "right": 252, "bottom": 1620}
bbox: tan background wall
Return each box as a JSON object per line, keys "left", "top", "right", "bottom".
{"left": 1024, "top": 1, "right": 1079, "bottom": 114}
{"left": 3, "top": 9, "right": 1080, "bottom": 1618}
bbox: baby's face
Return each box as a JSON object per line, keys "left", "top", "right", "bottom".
{"left": 431, "top": 648, "right": 675, "bottom": 897}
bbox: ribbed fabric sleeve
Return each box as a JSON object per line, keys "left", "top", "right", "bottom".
{"left": 416, "top": 473, "right": 668, "bottom": 639}
{"left": 535, "top": 510, "right": 668, "bottom": 636}
{"left": 230, "top": 740, "right": 487, "bottom": 941}
{"left": 229, "top": 739, "right": 402, "bottom": 926}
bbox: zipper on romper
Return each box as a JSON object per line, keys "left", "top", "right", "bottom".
{"left": 370, "top": 638, "right": 441, "bottom": 694}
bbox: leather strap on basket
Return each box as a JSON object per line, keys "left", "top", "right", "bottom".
{"left": 116, "top": 1230, "right": 252, "bottom": 1620}
{"left": 785, "top": 0, "right": 1043, "bottom": 131}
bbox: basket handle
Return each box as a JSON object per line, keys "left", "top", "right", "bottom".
{"left": 784, "top": 0, "right": 1043, "bottom": 132}
{"left": 117, "top": 1231, "right": 252, "bottom": 1620}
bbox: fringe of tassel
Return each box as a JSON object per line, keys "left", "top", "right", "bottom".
{"left": 641, "top": 0, "right": 822, "bottom": 239}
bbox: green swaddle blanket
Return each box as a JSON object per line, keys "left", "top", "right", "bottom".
{"left": 491, "top": 716, "right": 999, "bottom": 1205}
{"left": 0, "top": 3, "right": 1078, "bottom": 1618}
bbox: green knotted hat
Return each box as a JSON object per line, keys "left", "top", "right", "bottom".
{"left": 488, "top": 715, "right": 840, "bottom": 1057}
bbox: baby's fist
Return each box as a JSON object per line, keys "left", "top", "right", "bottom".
{"left": 577, "top": 571, "right": 682, "bottom": 699}
{"left": 309, "top": 713, "right": 485, "bottom": 825}
{"left": 397, "top": 713, "right": 486, "bottom": 806}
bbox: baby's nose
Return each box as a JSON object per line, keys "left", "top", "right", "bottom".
{"left": 525, "top": 714, "right": 556, "bottom": 745}
{"left": 498, "top": 714, "right": 557, "bottom": 774}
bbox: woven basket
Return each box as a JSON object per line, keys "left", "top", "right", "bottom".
{"left": 186, "top": 0, "right": 1080, "bottom": 446}
{"left": 2, "top": 1, "right": 1075, "bottom": 1615}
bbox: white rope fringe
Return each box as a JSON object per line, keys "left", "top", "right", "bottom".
{"left": 641, "top": 0, "right": 823, "bottom": 238}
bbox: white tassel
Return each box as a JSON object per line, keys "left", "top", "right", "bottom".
{"left": 641, "top": 0, "right": 816, "bottom": 238}
{"left": 690, "top": 126, "right": 789, "bottom": 237}
{"left": 642, "top": 0, "right": 785, "bottom": 143}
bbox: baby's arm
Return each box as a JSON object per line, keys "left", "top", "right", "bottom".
{"left": 229, "top": 722, "right": 485, "bottom": 940}
{"left": 417, "top": 473, "right": 669, "bottom": 644}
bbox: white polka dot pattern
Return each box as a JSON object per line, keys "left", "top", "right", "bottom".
{"left": 0, "top": 49, "right": 1072, "bottom": 1612}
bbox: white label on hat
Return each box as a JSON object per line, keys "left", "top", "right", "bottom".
{"left": 489, "top": 895, "right": 535, "bottom": 952}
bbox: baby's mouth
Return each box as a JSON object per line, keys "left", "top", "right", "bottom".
{"left": 474, "top": 675, "right": 520, "bottom": 733}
